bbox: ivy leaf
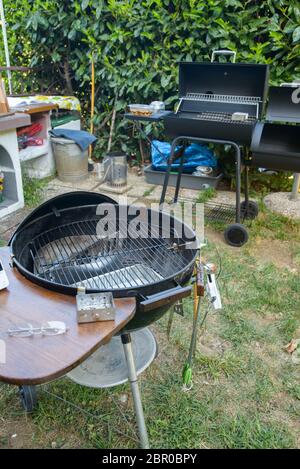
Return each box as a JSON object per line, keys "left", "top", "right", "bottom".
{"left": 81, "top": 0, "right": 89, "bottom": 10}
{"left": 161, "top": 76, "right": 170, "bottom": 88}
{"left": 293, "top": 26, "right": 300, "bottom": 43}
{"left": 51, "top": 51, "right": 61, "bottom": 62}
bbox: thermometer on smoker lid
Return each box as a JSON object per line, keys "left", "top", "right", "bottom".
{"left": 0, "top": 258, "right": 9, "bottom": 290}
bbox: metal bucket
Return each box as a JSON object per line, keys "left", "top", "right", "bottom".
{"left": 51, "top": 137, "right": 88, "bottom": 183}
{"left": 103, "top": 152, "right": 127, "bottom": 186}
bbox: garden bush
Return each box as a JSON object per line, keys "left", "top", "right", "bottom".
{"left": 1, "top": 0, "right": 299, "bottom": 163}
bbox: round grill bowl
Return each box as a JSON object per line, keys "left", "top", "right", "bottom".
{"left": 10, "top": 192, "right": 198, "bottom": 330}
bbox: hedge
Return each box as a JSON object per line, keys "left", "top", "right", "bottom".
{"left": 1, "top": 0, "right": 299, "bottom": 158}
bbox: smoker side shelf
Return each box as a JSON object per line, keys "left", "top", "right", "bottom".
{"left": 124, "top": 111, "right": 172, "bottom": 122}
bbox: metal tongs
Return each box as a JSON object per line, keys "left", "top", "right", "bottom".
{"left": 8, "top": 321, "right": 68, "bottom": 338}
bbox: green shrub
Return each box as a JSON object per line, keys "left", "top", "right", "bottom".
{"left": 1, "top": 0, "right": 299, "bottom": 166}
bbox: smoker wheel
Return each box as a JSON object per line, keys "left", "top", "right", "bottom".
{"left": 19, "top": 385, "right": 38, "bottom": 413}
{"left": 240, "top": 200, "right": 259, "bottom": 220}
{"left": 224, "top": 223, "right": 249, "bottom": 247}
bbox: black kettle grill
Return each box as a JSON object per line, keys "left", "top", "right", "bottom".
{"left": 9, "top": 192, "right": 198, "bottom": 332}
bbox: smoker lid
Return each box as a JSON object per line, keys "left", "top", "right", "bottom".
{"left": 179, "top": 62, "right": 269, "bottom": 102}
{"left": 266, "top": 86, "right": 300, "bottom": 123}
{"left": 8, "top": 191, "right": 117, "bottom": 244}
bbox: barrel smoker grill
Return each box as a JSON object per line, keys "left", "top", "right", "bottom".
{"left": 160, "top": 60, "right": 270, "bottom": 247}
{"left": 10, "top": 192, "right": 198, "bottom": 331}
{"left": 164, "top": 62, "right": 269, "bottom": 145}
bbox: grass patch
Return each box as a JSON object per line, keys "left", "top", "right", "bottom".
{"left": 197, "top": 187, "right": 217, "bottom": 203}
{"left": 22, "top": 175, "right": 53, "bottom": 207}
{"left": 143, "top": 186, "right": 155, "bottom": 197}
{"left": 251, "top": 204, "right": 300, "bottom": 241}
{"left": 0, "top": 239, "right": 6, "bottom": 247}
{"left": 215, "top": 414, "right": 295, "bottom": 449}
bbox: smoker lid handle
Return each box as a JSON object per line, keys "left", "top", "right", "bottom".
{"left": 250, "top": 121, "right": 264, "bottom": 152}
{"left": 280, "top": 82, "right": 300, "bottom": 88}
{"left": 211, "top": 50, "right": 237, "bottom": 63}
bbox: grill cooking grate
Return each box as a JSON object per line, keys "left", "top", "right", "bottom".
{"left": 27, "top": 219, "right": 189, "bottom": 290}
{"left": 193, "top": 111, "right": 256, "bottom": 124}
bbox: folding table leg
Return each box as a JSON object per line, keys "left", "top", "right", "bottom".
{"left": 121, "top": 333, "right": 150, "bottom": 449}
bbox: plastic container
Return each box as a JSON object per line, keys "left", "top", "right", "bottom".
{"left": 150, "top": 101, "right": 165, "bottom": 112}
{"left": 128, "top": 104, "right": 153, "bottom": 116}
{"left": 51, "top": 137, "right": 88, "bottom": 182}
{"left": 144, "top": 164, "right": 222, "bottom": 190}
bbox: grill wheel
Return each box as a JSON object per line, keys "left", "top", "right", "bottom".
{"left": 224, "top": 223, "right": 249, "bottom": 247}
{"left": 240, "top": 200, "right": 259, "bottom": 220}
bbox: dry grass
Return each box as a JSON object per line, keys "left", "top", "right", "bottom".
{"left": 0, "top": 207, "right": 300, "bottom": 448}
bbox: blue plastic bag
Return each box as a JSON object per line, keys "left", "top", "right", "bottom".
{"left": 151, "top": 140, "right": 217, "bottom": 173}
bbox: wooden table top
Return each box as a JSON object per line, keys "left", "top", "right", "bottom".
{"left": 0, "top": 247, "right": 136, "bottom": 385}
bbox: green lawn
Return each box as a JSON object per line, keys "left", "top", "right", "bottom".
{"left": 0, "top": 208, "right": 299, "bottom": 449}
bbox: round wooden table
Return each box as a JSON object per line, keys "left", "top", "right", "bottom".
{"left": 0, "top": 246, "right": 149, "bottom": 448}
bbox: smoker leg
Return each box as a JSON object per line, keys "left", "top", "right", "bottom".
{"left": 174, "top": 143, "right": 187, "bottom": 203}
{"left": 121, "top": 333, "right": 150, "bottom": 449}
{"left": 290, "top": 173, "right": 300, "bottom": 201}
{"left": 160, "top": 159, "right": 172, "bottom": 206}
{"left": 234, "top": 145, "right": 241, "bottom": 224}
{"left": 244, "top": 161, "right": 250, "bottom": 207}
{"left": 160, "top": 138, "right": 178, "bottom": 206}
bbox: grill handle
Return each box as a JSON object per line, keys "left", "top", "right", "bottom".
{"left": 139, "top": 285, "right": 192, "bottom": 313}
{"left": 211, "top": 50, "right": 236, "bottom": 63}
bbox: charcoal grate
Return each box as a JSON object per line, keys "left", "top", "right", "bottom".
{"left": 26, "top": 218, "right": 189, "bottom": 290}
{"left": 194, "top": 111, "right": 256, "bottom": 124}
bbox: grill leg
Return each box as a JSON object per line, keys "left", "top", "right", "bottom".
{"left": 121, "top": 333, "right": 150, "bottom": 449}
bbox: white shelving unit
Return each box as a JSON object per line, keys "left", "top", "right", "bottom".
{"left": 19, "top": 142, "right": 48, "bottom": 163}
{"left": 20, "top": 111, "right": 55, "bottom": 179}
{"left": 0, "top": 128, "right": 24, "bottom": 218}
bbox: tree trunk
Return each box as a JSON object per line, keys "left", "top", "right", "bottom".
{"left": 63, "top": 60, "right": 73, "bottom": 94}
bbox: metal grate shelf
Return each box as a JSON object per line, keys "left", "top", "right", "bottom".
{"left": 204, "top": 201, "right": 237, "bottom": 224}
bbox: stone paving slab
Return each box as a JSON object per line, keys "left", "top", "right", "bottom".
{"left": 126, "top": 185, "right": 155, "bottom": 198}
{"left": 96, "top": 182, "right": 133, "bottom": 195}
{"left": 0, "top": 166, "right": 265, "bottom": 247}
{"left": 0, "top": 207, "right": 33, "bottom": 242}
{"left": 46, "top": 173, "right": 101, "bottom": 191}
{"left": 264, "top": 192, "right": 300, "bottom": 219}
